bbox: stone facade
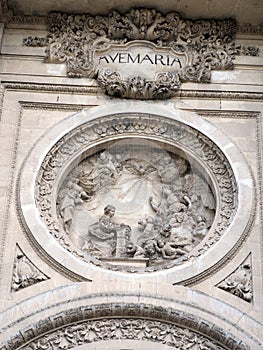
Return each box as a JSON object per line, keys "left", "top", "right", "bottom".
{"left": 0, "top": 1, "right": 262, "bottom": 349}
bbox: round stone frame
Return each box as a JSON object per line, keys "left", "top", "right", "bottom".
{"left": 18, "top": 102, "right": 254, "bottom": 281}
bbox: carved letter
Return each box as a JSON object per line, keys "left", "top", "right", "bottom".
{"left": 127, "top": 53, "right": 140, "bottom": 63}
{"left": 170, "top": 57, "right": 182, "bottom": 68}
{"left": 118, "top": 53, "right": 126, "bottom": 63}
{"left": 99, "top": 55, "right": 110, "bottom": 64}
{"left": 109, "top": 53, "right": 120, "bottom": 63}
{"left": 140, "top": 54, "right": 154, "bottom": 64}
{"left": 154, "top": 54, "right": 165, "bottom": 65}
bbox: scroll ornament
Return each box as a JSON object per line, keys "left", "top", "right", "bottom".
{"left": 23, "top": 8, "right": 259, "bottom": 99}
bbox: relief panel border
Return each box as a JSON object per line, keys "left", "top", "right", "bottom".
{"left": 17, "top": 103, "right": 255, "bottom": 283}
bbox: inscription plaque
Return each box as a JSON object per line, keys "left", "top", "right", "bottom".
{"left": 95, "top": 41, "right": 186, "bottom": 81}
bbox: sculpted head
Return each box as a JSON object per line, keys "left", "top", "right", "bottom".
{"left": 104, "top": 204, "right": 116, "bottom": 217}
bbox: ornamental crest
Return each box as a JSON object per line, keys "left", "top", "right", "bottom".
{"left": 24, "top": 8, "right": 259, "bottom": 99}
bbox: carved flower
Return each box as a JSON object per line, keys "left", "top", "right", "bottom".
{"left": 151, "top": 122, "right": 167, "bottom": 135}
{"left": 169, "top": 327, "right": 202, "bottom": 348}
{"left": 73, "top": 323, "right": 93, "bottom": 343}
{"left": 215, "top": 221, "right": 226, "bottom": 233}
{"left": 222, "top": 192, "right": 233, "bottom": 203}
{"left": 219, "top": 177, "right": 233, "bottom": 189}
{"left": 44, "top": 216, "right": 60, "bottom": 232}
{"left": 35, "top": 334, "right": 51, "bottom": 349}
{"left": 75, "top": 132, "right": 89, "bottom": 144}
{"left": 38, "top": 199, "right": 51, "bottom": 211}
{"left": 143, "top": 321, "right": 169, "bottom": 342}
{"left": 60, "top": 142, "right": 76, "bottom": 155}
{"left": 92, "top": 319, "right": 117, "bottom": 340}
{"left": 221, "top": 207, "right": 233, "bottom": 219}
{"left": 39, "top": 184, "right": 51, "bottom": 196}
{"left": 93, "top": 124, "right": 108, "bottom": 137}
{"left": 52, "top": 327, "right": 77, "bottom": 348}
{"left": 203, "top": 149, "right": 217, "bottom": 161}
{"left": 49, "top": 156, "right": 64, "bottom": 168}
{"left": 133, "top": 122, "right": 147, "bottom": 132}
{"left": 212, "top": 162, "right": 227, "bottom": 175}
{"left": 112, "top": 118, "right": 131, "bottom": 133}
{"left": 113, "top": 123, "right": 127, "bottom": 133}
{"left": 119, "top": 319, "right": 144, "bottom": 339}
{"left": 42, "top": 170, "right": 55, "bottom": 181}
{"left": 168, "top": 127, "right": 187, "bottom": 141}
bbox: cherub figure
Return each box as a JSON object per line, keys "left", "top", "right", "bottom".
{"left": 154, "top": 239, "right": 187, "bottom": 259}
{"left": 126, "top": 241, "right": 145, "bottom": 258}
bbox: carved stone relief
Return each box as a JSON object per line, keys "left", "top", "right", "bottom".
{"left": 31, "top": 113, "right": 238, "bottom": 273}
{"left": 19, "top": 318, "right": 227, "bottom": 349}
{"left": 23, "top": 8, "right": 259, "bottom": 99}
{"left": 217, "top": 255, "right": 252, "bottom": 302}
{"left": 11, "top": 245, "right": 48, "bottom": 292}
{"left": 0, "top": 303, "right": 250, "bottom": 350}
{"left": 57, "top": 144, "right": 215, "bottom": 267}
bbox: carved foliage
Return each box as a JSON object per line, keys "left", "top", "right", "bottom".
{"left": 34, "top": 114, "right": 238, "bottom": 272}
{"left": 20, "top": 318, "right": 226, "bottom": 349}
{"left": 3, "top": 303, "right": 252, "bottom": 349}
{"left": 97, "top": 70, "right": 181, "bottom": 100}
{"left": 11, "top": 245, "right": 48, "bottom": 292}
{"left": 23, "top": 8, "right": 259, "bottom": 99}
{"left": 23, "top": 36, "right": 47, "bottom": 47}
{"left": 45, "top": 11, "right": 109, "bottom": 78}
{"left": 108, "top": 9, "right": 235, "bottom": 43}
{"left": 1, "top": 303, "right": 250, "bottom": 349}
{"left": 218, "top": 255, "right": 252, "bottom": 302}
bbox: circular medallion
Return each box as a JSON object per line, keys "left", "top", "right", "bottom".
{"left": 19, "top": 104, "right": 253, "bottom": 280}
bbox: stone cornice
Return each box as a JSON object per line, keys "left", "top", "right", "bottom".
{"left": 2, "top": 82, "right": 263, "bottom": 100}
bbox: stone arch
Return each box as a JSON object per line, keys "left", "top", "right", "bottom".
{"left": 1, "top": 288, "right": 261, "bottom": 349}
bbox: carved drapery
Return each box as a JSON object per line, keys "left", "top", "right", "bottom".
{"left": 23, "top": 8, "right": 259, "bottom": 100}
{"left": 34, "top": 113, "right": 237, "bottom": 273}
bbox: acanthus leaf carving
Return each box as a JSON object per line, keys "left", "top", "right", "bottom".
{"left": 23, "top": 8, "right": 259, "bottom": 100}
{"left": 97, "top": 70, "right": 181, "bottom": 100}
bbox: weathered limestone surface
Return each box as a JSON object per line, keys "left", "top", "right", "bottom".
{"left": 0, "top": 1, "right": 262, "bottom": 349}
